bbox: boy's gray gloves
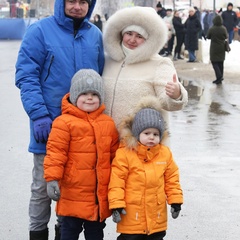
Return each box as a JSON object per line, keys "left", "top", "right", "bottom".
{"left": 171, "top": 204, "right": 182, "bottom": 219}
{"left": 112, "top": 208, "right": 127, "bottom": 223}
{"left": 47, "top": 180, "right": 60, "bottom": 201}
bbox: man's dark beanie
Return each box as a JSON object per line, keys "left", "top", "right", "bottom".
{"left": 86, "top": 0, "right": 92, "bottom": 6}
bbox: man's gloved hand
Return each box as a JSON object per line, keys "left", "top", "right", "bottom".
{"left": 171, "top": 204, "right": 182, "bottom": 219}
{"left": 112, "top": 208, "right": 127, "bottom": 223}
{"left": 33, "top": 116, "right": 52, "bottom": 143}
{"left": 47, "top": 180, "right": 60, "bottom": 201}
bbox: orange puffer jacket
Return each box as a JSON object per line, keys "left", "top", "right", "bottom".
{"left": 44, "top": 93, "right": 119, "bottom": 222}
{"left": 108, "top": 104, "right": 183, "bottom": 234}
{"left": 109, "top": 143, "right": 183, "bottom": 234}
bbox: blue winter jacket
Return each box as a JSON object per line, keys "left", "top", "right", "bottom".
{"left": 15, "top": 0, "right": 104, "bottom": 154}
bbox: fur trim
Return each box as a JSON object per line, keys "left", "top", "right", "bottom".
{"left": 119, "top": 96, "right": 168, "bottom": 149}
{"left": 122, "top": 25, "right": 149, "bottom": 39}
{"left": 103, "top": 7, "right": 168, "bottom": 64}
{"left": 119, "top": 115, "right": 138, "bottom": 149}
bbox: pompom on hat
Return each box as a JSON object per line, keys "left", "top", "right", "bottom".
{"left": 69, "top": 69, "right": 103, "bottom": 106}
{"left": 132, "top": 108, "right": 165, "bottom": 141}
{"left": 122, "top": 25, "right": 149, "bottom": 39}
{"left": 156, "top": 1, "right": 162, "bottom": 8}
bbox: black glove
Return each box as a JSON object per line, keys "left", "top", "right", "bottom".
{"left": 171, "top": 204, "right": 181, "bottom": 219}
{"left": 202, "top": 33, "right": 207, "bottom": 41}
{"left": 112, "top": 208, "right": 127, "bottom": 223}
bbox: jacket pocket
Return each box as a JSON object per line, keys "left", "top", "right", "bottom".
{"left": 121, "top": 193, "right": 142, "bottom": 226}
{"left": 43, "top": 55, "right": 54, "bottom": 82}
{"left": 156, "top": 193, "right": 167, "bottom": 224}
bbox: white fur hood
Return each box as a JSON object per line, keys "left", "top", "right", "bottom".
{"left": 103, "top": 6, "right": 168, "bottom": 64}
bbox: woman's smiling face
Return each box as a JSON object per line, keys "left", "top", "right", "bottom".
{"left": 122, "top": 31, "right": 146, "bottom": 49}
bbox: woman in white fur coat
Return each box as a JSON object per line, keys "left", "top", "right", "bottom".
{"left": 102, "top": 7, "right": 188, "bottom": 141}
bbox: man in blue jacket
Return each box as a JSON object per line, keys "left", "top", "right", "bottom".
{"left": 221, "top": 2, "right": 238, "bottom": 43}
{"left": 15, "top": 0, "right": 104, "bottom": 239}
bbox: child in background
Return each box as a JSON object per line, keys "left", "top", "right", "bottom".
{"left": 108, "top": 97, "right": 183, "bottom": 240}
{"left": 44, "top": 69, "right": 119, "bottom": 240}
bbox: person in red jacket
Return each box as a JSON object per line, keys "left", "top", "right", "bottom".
{"left": 44, "top": 69, "right": 119, "bottom": 240}
{"left": 108, "top": 96, "right": 183, "bottom": 240}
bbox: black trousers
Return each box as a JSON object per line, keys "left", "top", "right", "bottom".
{"left": 117, "top": 231, "right": 166, "bottom": 240}
{"left": 174, "top": 33, "right": 185, "bottom": 56}
{"left": 167, "top": 34, "right": 175, "bottom": 54}
{"left": 61, "top": 216, "right": 106, "bottom": 240}
{"left": 211, "top": 61, "right": 224, "bottom": 80}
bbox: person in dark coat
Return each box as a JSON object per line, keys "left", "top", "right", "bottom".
{"left": 172, "top": 10, "right": 185, "bottom": 60}
{"left": 194, "top": 6, "right": 203, "bottom": 39}
{"left": 93, "top": 14, "right": 103, "bottom": 31}
{"left": 156, "top": 1, "right": 167, "bottom": 55}
{"left": 156, "top": 1, "right": 166, "bottom": 18}
{"left": 208, "top": 10, "right": 215, "bottom": 29}
{"left": 221, "top": 2, "right": 237, "bottom": 44}
{"left": 207, "top": 15, "right": 228, "bottom": 85}
{"left": 184, "top": 7, "right": 202, "bottom": 62}
{"left": 203, "top": 10, "right": 210, "bottom": 36}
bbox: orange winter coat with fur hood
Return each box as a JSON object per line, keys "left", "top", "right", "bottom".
{"left": 108, "top": 97, "right": 183, "bottom": 234}
{"left": 44, "top": 93, "right": 119, "bottom": 222}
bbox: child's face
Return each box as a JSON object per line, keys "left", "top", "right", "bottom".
{"left": 76, "top": 92, "right": 100, "bottom": 112}
{"left": 139, "top": 128, "right": 160, "bottom": 147}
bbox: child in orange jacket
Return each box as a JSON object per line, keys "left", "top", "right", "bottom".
{"left": 44, "top": 69, "right": 119, "bottom": 240}
{"left": 108, "top": 97, "right": 183, "bottom": 240}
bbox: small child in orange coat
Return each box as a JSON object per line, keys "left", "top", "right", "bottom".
{"left": 44, "top": 69, "right": 119, "bottom": 240}
{"left": 108, "top": 97, "right": 183, "bottom": 240}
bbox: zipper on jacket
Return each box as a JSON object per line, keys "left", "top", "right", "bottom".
{"left": 74, "top": 29, "right": 77, "bottom": 37}
{"left": 44, "top": 55, "right": 54, "bottom": 82}
{"left": 110, "top": 60, "right": 125, "bottom": 116}
{"left": 95, "top": 150, "right": 99, "bottom": 205}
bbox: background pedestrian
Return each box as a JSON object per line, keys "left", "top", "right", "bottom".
{"left": 93, "top": 13, "right": 103, "bottom": 31}
{"left": 172, "top": 10, "right": 185, "bottom": 60}
{"left": 207, "top": 15, "right": 228, "bottom": 84}
{"left": 221, "top": 2, "right": 238, "bottom": 44}
{"left": 184, "top": 7, "right": 202, "bottom": 62}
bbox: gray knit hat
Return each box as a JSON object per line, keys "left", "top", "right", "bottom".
{"left": 69, "top": 69, "right": 103, "bottom": 106}
{"left": 132, "top": 108, "right": 165, "bottom": 141}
